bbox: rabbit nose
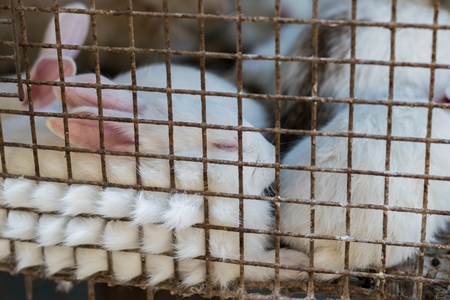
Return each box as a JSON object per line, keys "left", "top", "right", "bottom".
{"left": 444, "top": 87, "right": 450, "bottom": 103}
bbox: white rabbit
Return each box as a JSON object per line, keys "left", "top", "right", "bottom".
{"left": 279, "top": 0, "right": 450, "bottom": 133}
{"left": 280, "top": 96, "right": 450, "bottom": 280}
{"left": 37, "top": 62, "right": 307, "bottom": 286}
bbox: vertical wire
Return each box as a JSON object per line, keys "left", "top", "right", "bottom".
{"left": 0, "top": 0, "right": 16, "bottom": 267}
{"left": 87, "top": 279, "right": 96, "bottom": 300}
{"left": 197, "top": 0, "right": 212, "bottom": 296}
{"left": 12, "top": 0, "right": 33, "bottom": 271}
{"left": 16, "top": 0, "right": 40, "bottom": 179}
{"left": 146, "top": 287, "right": 155, "bottom": 300}
{"left": 273, "top": 0, "right": 282, "bottom": 298}
{"left": 124, "top": 0, "right": 144, "bottom": 283}
{"left": 24, "top": 274, "right": 33, "bottom": 300}
{"left": 307, "top": 0, "right": 319, "bottom": 297}
{"left": 49, "top": 0, "right": 74, "bottom": 185}
{"left": 10, "top": 0, "right": 23, "bottom": 102}
{"left": 1, "top": 0, "right": 21, "bottom": 174}
{"left": 416, "top": 1, "right": 440, "bottom": 298}
{"left": 88, "top": 0, "right": 112, "bottom": 280}
{"left": 161, "top": 0, "right": 178, "bottom": 291}
{"left": 381, "top": 0, "right": 398, "bottom": 298}
{"left": 234, "top": 1, "right": 245, "bottom": 298}
{"left": 343, "top": 0, "right": 358, "bottom": 298}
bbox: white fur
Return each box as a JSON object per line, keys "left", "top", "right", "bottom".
{"left": 146, "top": 254, "right": 174, "bottom": 286}
{"left": 2, "top": 179, "right": 36, "bottom": 208}
{"left": 43, "top": 246, "right": 75, "bottom": 275}
{"left": 2, "top": 211, "right": 38, "bottom": 240}
{"left": 36, "top": 60, "right": 309, "bottom": 287}
{"left": 0, "top": 209, "right": 7, "bottom": 259}
{"left": 0, "top": 209, "right": 6, "bottom": 231}
{"left": 61, "top": 185, "right": 102, "bottom": 216}
{"left": 37, "top": 215, "right": 67, "bottom": 246}
{"left": 113, "top": 63, "right": 271, "bottom": 129}
{"left": 31, "top": 182, "right": 67, "bottom": 212}
{"left": 75, "top": 248, "right": 108, "bottom": 278}
{"left": 55, "top": 281, "right": 74, "bottom": 293}
{"left": 0, "top": 239, "right": 10, "bottom": 260}
{"left": 282, "top": 0, "right": 450, "bottom": 104}
{"left": 15, "top": 241, "right": 43, "bottom": 270}
{"left": 132, "top": 191, "right": 169, "bottom": 225}
{"left": 162, "top": 194, "right": 204, "bottom": 231}
{"left": 0, "top": 56, "right": 299, "bottom": 287}
{"left": 178, "top": 259, "right": 206, "bottom": 286}
{"left": 64, "top": 217, "right": 104, "bottom": 246}
{"left": 141, "top": 224, "right": 172, "bottom": 254}
{"left": 112, "top": 251, "right": 142, "bottom": 282}
{"left": 281, "top": 100, "right": 450, "bottom": 280}
{"left": 102, "top": 221, "right": 139, "bottom": 251}
{"left": 97, "top": 188, "right": 135, "bottom": 218}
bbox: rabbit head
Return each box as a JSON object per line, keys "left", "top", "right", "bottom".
{"left": 47, "top": 73, "right": 275, "bottom": 195}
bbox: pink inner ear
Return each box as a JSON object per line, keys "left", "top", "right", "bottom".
{"left": 46, "top": 108, "right": 136, "bottom": 151}
{"left": 53, "top": 74, "right": 134, "bottom": 112}
{"left": 212, "top": 141, "right": 238, "bottom": 152}
{"left": 24, "top": 57, "right": 76, "bottom": 109}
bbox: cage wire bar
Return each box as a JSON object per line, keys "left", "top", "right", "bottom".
{"left": 0, "top": 0, "right": 449, "bottom": 299}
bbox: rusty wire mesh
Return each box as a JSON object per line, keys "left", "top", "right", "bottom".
{"left": 1, "top": 0, "right": 450, "bottom": 299}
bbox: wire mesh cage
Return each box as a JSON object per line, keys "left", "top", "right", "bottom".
{"left": 1, "top": 0, "right": 450, "bottom": 299}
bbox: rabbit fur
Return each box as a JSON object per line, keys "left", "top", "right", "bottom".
{"left": 281, "top": 95, "right": 450, "bottom": 280}
{"left": 278, "top": 0, "right": 450, "bottom": 138}
{"left": 1, "top": 57, "right": 305, "bottom": 286}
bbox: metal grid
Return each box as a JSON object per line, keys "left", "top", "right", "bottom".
{"left": 0, "top": 0, "right": 450, "bottom": 299}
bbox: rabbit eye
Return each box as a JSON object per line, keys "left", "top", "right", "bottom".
{"left": 431, "top": 258, "right": 441, "bottom": 267}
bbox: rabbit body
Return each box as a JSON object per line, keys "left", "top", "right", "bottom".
{"left": 1, "top": 59, "right": 304, "bottom": 285}
{"left": 279, "top": 0, "right": 450, "bottom": 137}
{"left": 281, "top": 99, "right": 450, "bottom": 280}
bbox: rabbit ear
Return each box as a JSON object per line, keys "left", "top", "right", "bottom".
{"left": 53, "top": 74, "right": 134, "bottom": 112}
{"left": 46, "top": 106, "right": 136, "bottom": 151}
{"left": 27, "top": 57, "right": 77, "bottom": 109}
{"left": 24, "top": 2, "right": 89, "bottom": 109}
{"left": 39, "top": 2, "right": 90, "bottom": 59}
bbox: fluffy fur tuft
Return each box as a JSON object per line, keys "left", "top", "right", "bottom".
{"left": 131, "top": 191, "right": 168, "bottom": 225}
{"left": 64, "top": 217, "right": 104, "bottom": 246}
{"left": 2, "top": 179, "right": 36, "bottom": 208}
{"left": 31, "top": 182, "right": 67, "bottom": 212}
{"left": 3, "top": 211, "right": 38, "bottom": 240}
{"left": 61, "top": 185, "right": 101, "bottom": 216}
{"left": 141, "top": 224, "right": 172, "bottom": 254}
{"left": 44, "top": 246, "right": 75, "bottom": 275}
{"left": 75, "top": 248, "right": 108, "bottom": 279}
{"left": 15, "top": 242, "right": 44, "bottom": 270}
{"left": 97, "top": 188, "right": 135, "bottom": 218}
{"left": 112, "top": 251, "right": 142, "bottom": 282}
{"left": 102, "top": 221, "right": 139, "bottom": 251}
{"left": 146, "top": 254, "right": 174, "bottom": 286}
{"left": 37, "top": 215, "right": 67, "bottom": 246}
